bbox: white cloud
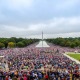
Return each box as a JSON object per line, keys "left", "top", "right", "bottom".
{"left": 47, "top": 32, "right": 80, "bottom": 38}
{"left": 4, "top": 25, "right": 26, "bottom": 32}
{"left": 0, "top": 0, "right": 80, "bottom": 38}
{"left": 27, "top": 16, "right": 80, "bottom": 34}
{"left": 23, "top": 32, "right": 80, "bottom": 39}
{"left": 0, "top": 16, "right": 80, "bottom": 38}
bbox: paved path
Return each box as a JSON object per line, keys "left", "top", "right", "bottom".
{"left": 63, "top": 53, "right": 80, "bottom": 64}
{"left": 36, "top": 40, "right": 50, "bottom": 47}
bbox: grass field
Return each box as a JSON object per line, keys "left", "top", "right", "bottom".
{"left": 67, "top": 52, "right": 80, "bottom": 61}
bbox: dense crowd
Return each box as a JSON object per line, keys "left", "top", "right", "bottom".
{"left": 0, "top": 43, "right": 80, "bottom": 80}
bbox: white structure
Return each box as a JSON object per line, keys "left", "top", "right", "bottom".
{"left": 36, "top": 41, "right": 50, "bottom": 47}
{"left": 36, "top": 32, "right": 50, "bottom": 47}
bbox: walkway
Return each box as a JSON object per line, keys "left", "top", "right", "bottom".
{"left": 36, "top": 40, "right": 50, "bottom": 47}
{"left": 63, "top": 53, "right": 80, "bottom": 64}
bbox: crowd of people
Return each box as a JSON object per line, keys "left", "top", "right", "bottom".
{"left": 0, "top": 43, "right": 80, "bottom": 80}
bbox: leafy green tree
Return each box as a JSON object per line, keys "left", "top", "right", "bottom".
{"left": 8, "top": 42, "right": 16, "bottom": 48}
{"left": 46, "top": 37, "right": 80, "bottom": 48}
{"left": 22, "top": 40, "right": 27, "bottom": 46}
{"left": 0, "top": 37, "right": 39, "bottom": 48}
{"left": 16, "top": 42, "right": 25, "bottom": 47}
{"left": 4, "top": 41, "right": 8, "bottom": 48}
{"left": 70, "top": 42, "right": 76, "bottom": 48}
{"left": 0, "top": 42, "right": 5, "bottom": 48}
{"left": 65, "top": 40, "right": 71, "bottom": 47}
{"left": 74, "top": 39, "right": 80, "bottom": 47}
{"left": 7, "top": 38, "right": 16, "bottom": 42}
{"left": 0, "top": 38, "right": 8, "bottom": 48}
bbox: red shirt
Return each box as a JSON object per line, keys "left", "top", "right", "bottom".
{"left": 45, "top": 75, "right": 48, "bottom": 79}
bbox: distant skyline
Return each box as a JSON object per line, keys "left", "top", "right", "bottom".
{"left": 0, "top": 0, "right": 80, "bottom": 38}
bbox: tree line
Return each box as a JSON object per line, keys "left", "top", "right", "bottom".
{"left": 46, "top": 37, "right": 80, "bottom": 48}
{"left": 0, "top": 37, "right": 39, "bottom": 49}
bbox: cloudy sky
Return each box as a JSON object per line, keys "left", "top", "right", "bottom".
{"left": 0, "top": 0, "right": 80, "bottom": 38}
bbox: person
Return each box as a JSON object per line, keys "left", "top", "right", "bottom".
{"left": 34, "top": 76, "right": 39, "bottom": 80}
{"left": 44, "top": 73, "right": 49, "bottom": 80}
{"left": 17, "top": 76, "right": 21, "bottom": 80}
{"left": 0, "top": 43, "right": 80, "bottom": 80}
{"left": 9, "top": 76, "right": 12, "bottom": 80}
{"left": 23, "top": 74, "right": 27, "bottom": 80}
{"left": 12, "top": 76, "right": 17, "bottom": 80}
{"left": 5, "top": 76, "right": 9, "bottom": 80}
{"left": 38, "top": 72, "right": 43, "bottom": 80}
{"left": 20, "top": 77, "right": 24, "bottom": 80}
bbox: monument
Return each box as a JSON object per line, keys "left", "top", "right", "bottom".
{"left": 36, "top": 32, "right": 50, "bottom": 47}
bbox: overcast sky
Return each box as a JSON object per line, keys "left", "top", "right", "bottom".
{"left": 0, "top": 0, "right": 80, "bottom": 38}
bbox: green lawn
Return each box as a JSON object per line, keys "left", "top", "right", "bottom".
{"left": 67, "top": 52, "right": 80, "bottom": 61}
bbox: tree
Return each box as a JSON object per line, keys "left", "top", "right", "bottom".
{"left": 8, "top": 38, "right": 16, "bottom": 42}
{"left": 74, "top": 39, "right": 80, "bottom": 47}
{"left": 0, "top": 38, "right": 39, "bottom": 48}
{"left": 69, "top": 42, "right": 76, "bottom": 48}
{"left": 22, "top": 40, "right": 27, "bottom": 46}
{"left": 8, "top": 42, "right": 16, "bottom": 48}
{"left": 16, "top": 42, "right": 25, "bottom": 47}
{"left": 46, "top": 38, "right": 80, "bottom": 48}
{"left": 65, "top": 40, "right": 71, "bottom": 47}
{"left": 0, "top": 42, "right": 5, "bottom": 48}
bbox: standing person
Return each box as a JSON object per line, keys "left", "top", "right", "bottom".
{"left": 17, "top": 76, "right": 21, "bottom": 80}
{"left": 9, "top": 76, "right": 12, "bottom": 80}
{"left": 0, "top": 72, "right": 3, "bottom": 80}
{"left": 5, "top": 76, "right": 9, "bottom": 80}
{"left": 12, "top": 76, "right": 17, "bottom": 80}
{"left": 38, "top": 72, "right": 43, "bottom": 80}
{"left": 34, "top": 76, "right": 39, "bottom": 80}
{"left": 44, "top": 73, "right": 49, "bottom": 80}
{"left": 23, "top": 74, "right": 28, "bottom": 80}
{"left": 20, "top": 76, "right": 24, "bottom": 80}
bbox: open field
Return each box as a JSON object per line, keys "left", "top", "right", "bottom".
{"left": 67, "top": 52, "right": 80, "bottom": 61}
